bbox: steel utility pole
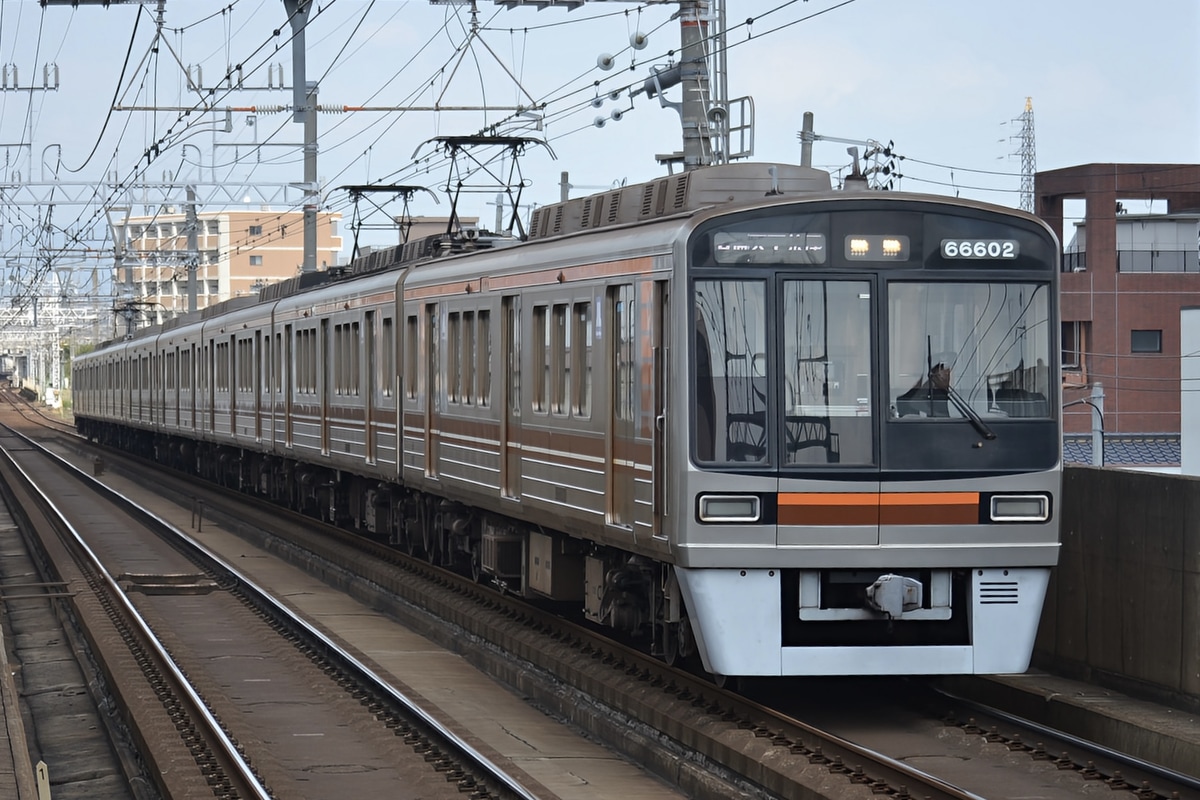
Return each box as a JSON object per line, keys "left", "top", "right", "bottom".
{"left": 284, "top": 0, "right": 318, "bottom": 274}
{"left": 185, "top": 186, "right": 199, "bottom": 312}
{"left": 678, "top": 1, "right": 713, "bottom": 169}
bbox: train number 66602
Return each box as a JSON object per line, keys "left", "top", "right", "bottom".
{"left": 941, "top": 239, "right": 1019, "bottom": 259}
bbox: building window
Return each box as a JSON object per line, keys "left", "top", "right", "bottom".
{"left": 1118, "top": 250, "right": 1200, "bottom": 273}
{"left": 1130, "top": 329, "right": 1162, "bottom": 353}
{"left": 249, "top": 224, "right": 263, "bottom": 236}
{"left": 249, "top": 255, "right": 263, "bottom": 266}
{"left": 1062, "top": 321, "right": 1089, "bottom": 370}
{"left": 208, "top": 280, "right": 220, "bottom": 295}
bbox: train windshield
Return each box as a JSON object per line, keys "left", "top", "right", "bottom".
{"left": 888, "top": 282, "right": 1052, "bottom": 422}
{"left": 689, "top": 203, "right": 1059, "bottom": 471}
{"left": 693, "top": 278, "right": 874, "bottom": 466}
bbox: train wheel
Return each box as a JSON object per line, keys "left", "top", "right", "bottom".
{"left": 423, "top": 512, "right": 441, "bottom": 564}
{"left": 470, "top": 545, "right": 484, "bottom": 583}
{"left": 661, "top": 622, "right": 680, "bottom": 666}
{"left": 404, "top": 527, "right": 422, "bottom": 558}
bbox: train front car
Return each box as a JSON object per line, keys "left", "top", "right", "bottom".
{"left": 676, "top": 195, "right": 1061, "bottom": 677}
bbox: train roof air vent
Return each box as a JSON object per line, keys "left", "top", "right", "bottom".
{"left": 523, "top": 163, "right": 832, "bottom": 240}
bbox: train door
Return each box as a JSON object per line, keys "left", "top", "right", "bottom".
{"left": 423, "top": 303, "right": 439, "bottom": 478}
{"left": 608, "top": 283, "right": 636, "bottom": 527}
{"left": 365, "top": 310, "right": 376, "bottom": 465}
{"left": 500, "top": 295, "right": 521, "bottom": 498}
{"left": 651, "top": 279, "right": 669, "bottom": 539}
{"left": 321, "top": 318, "right": 331, "bottom": 455}
{"left": 284, "top": 324, "right": 294, "bottom": 448}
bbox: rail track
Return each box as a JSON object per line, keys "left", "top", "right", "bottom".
{"left": 4, "top": 391, "right": 1196, "bottom": 800}
{"left": 0, "top": 413, "right": 554, "bottom": 799}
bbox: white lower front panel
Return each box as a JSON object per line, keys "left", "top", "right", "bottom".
{"left": 675, "top": 566, "right": 1051, "bottom": 677}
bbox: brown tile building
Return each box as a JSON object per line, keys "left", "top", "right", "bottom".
{"left": 1035, "top": 164, "right": 1200, "bottom": 435}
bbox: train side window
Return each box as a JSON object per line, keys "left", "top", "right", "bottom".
{"left": 572, "top": 301, "right": 592, "bottom": 418}
{"left": 551, "top": 303, "right": 569, "bottom": 414}
{"left": 292, "top": 332, "right": 301, "bottom": 393}
{"left": 297, "top": 329, "right": 315, "bottom": 394}
{"left": 461, "top": 310, "right": 475, "bottom": 406}
{"left": 504, "top": 297, "right": 520, "bottom": 415}
{"left": 331, "top": 326, "right": 342, "bottom": 394}
{"left": 312, "top": 329, "right": 318, "bottom": 395}
{"left": 215, "top": 342, "right": 230, "bottom": 391}
{"left": 448, "top": 312, "right": 461, "bottom": 403}
{"left": 333, "top": 325, "right": 342, "bottom": 395}
{"left": 381, "top": 317, "right": 394, "bottom": 397}
{"left": 613, "top": 284, "right": 636, "bottom": 424}
{"left": 273, "top": 333, "right": 281, "bottom": 392}
{"left": 532, "top": 304, "right": 549, "bottom": 413}
{"left": 350, "top": 322, "right": 361, "bottom": 395}
{"left": 476, "top": 310, "right": 491, "bottom": 407}
{"left": 261, "top": 336, "right": 271, "bottom": 392}
{"left": 404, "top": 315, "right": 418, "bottom": 399}
{"left": 294, "top": 331, "right": 302, "bottom": 393}
{"left": 341, "top": 323, "right": 352, "bottom": 395}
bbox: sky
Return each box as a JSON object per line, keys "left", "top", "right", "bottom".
{"left": 0, "top": 0, "right": 1197, "bottom": 268}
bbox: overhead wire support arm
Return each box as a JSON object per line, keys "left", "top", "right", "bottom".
{"left": 337, "top": 185, "right": 440, "bottom": 257}
{"left": 414, "top": 135, "right": 555, "bottom": 239}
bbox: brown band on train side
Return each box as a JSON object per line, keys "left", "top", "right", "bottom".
{"left": 778, "top": 493, "right": 880, "bottom": 526}
{"left": 405, "top": 257, "right": 655, "bottom": 299}
{"left": 879, "top": 492, "right": 980, "bottom": 525}
{"left": 778, "top": 492, "right": 981, "bottom": 526}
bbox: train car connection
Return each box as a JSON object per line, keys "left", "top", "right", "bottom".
{"left": 73, "top": 162, "right": 1061, "bottom": 678}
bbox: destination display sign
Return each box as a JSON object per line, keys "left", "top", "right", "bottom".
{"left": 712, "top": 231, "right": 828, "bottom": 265}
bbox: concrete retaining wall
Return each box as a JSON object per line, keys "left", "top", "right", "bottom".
{"left": 1035, "top": 466, "right": 1200, "bottom": 703}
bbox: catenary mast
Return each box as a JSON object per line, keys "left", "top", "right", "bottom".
{"left": 1017, "top": 97, "right": 1036, "bottom": 213}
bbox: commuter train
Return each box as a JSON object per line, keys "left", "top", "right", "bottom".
{"left": 73, "top": 162, "right": 1062, "bottom": 678}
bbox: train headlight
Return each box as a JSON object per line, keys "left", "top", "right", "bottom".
{"left": 989, "top": 494, "right": 1049, "bottom": 522}
{"left": 698, "top": 494, "right": 761, "bottom": 523}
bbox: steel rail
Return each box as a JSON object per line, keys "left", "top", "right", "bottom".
{"left": 0, "top": 428, "right": 272, "bottom": 800}
{"left": 16, "top": 425, "right": 543, "bottom": 800}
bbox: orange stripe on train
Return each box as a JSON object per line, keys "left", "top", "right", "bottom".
{"left": 778, "top": 492, "right": 980, "bottom": 526}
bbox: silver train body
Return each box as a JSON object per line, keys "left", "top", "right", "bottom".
{"left": 73, "top": 163, "right": 1062, "bottom": 677}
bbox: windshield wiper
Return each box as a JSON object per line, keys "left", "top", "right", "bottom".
{"left": 939, "top": 378, "right": 997, "bottom": 440}
{"left": 923, "top": 338, "right": 996, "bottom": 440}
